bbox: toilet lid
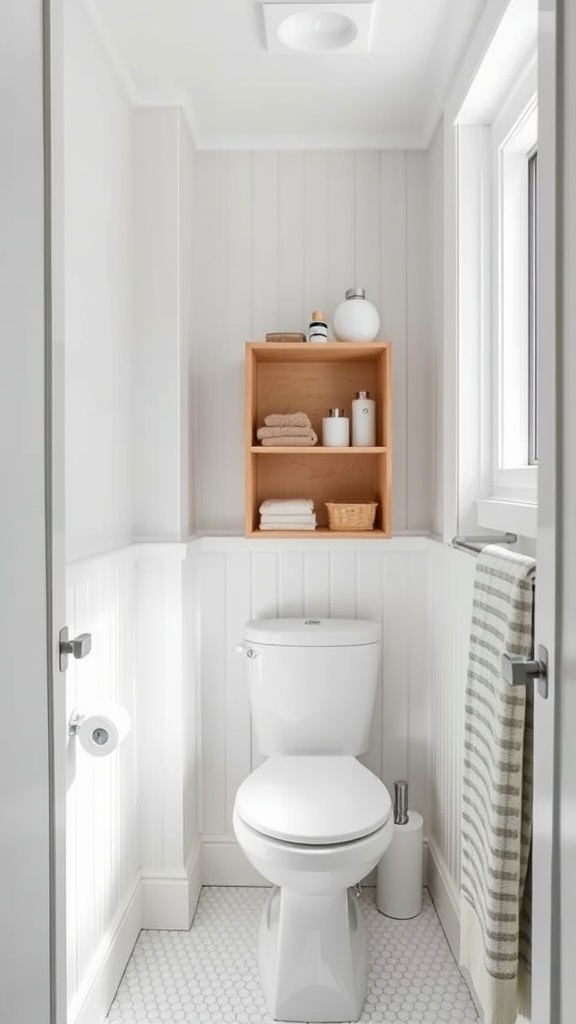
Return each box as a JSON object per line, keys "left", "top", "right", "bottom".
{"left": 235, "top": 757, "right": 391, "bottom": 845}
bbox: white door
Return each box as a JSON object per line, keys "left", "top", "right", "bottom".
{"left": 556, "top": 1, "right": 576, "bottom": 1020}
{"left": 0, "top": 1, "right": 67, "bottom": 1022}
{"left": 532, "top": 1, "right": 573, "bottom": 1021}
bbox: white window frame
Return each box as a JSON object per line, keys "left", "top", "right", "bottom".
{"left": 489, "top": 63, "right": 538, "bottom": 503}
{"left": 442, "top": 0, "right": 539, "bottom": 544}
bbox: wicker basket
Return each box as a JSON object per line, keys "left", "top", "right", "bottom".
{"left": 325, "top": 502, "right": 378, "bottom": 531}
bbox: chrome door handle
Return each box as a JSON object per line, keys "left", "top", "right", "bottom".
{"left": 59, "top": 627, "right": 92, "bottom": 672}
{"left": 501, "top": 644, "right": 548, "bottom": 699}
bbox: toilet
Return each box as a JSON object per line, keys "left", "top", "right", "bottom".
{"left": 233, "top": 617, "right": 393, "bottom": 1023}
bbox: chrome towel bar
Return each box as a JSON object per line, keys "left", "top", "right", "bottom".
{"left": 451, "top": 532, "right": 517, "bottom": 555}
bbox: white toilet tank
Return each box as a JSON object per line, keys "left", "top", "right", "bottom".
{"left": 239, "top": 617, "right": 381, "bottom": 756}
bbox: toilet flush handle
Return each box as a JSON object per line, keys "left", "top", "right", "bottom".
{"left": 234, "top": 643, "right": 258, "bottom": 658}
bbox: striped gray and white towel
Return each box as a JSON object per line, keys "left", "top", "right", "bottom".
{"left": 459, "top": 545, "right": 536, "bottom": 1024}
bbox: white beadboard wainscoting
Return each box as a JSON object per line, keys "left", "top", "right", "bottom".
{"left": 65, "top": 543, "right": 202, "bottom": 1024}
{"left": 64, "top": 535, "right": 476, "bottom": 1024}
{"left": 66, "top": 546, "right": 140, "bottom": 1024}
{"left": 428, "top": 543, "right": 477, "bottom": 957}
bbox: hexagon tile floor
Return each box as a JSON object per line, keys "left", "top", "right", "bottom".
{"left": 105, "top": 886, "right": 480, "bottom": 1024}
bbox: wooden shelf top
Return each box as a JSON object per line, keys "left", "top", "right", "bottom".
{"left": 250, "top": 445, "right": 388, "bottom": 454}
{"left": 246, "top": 341, "right": 390, "bottom": 363}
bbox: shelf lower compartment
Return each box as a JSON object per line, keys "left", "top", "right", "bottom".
{"left": 246, "top": 450, "right": 390, "bottom": 536}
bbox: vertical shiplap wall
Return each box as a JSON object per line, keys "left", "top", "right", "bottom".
{"left": 428, "top": 543, "right": 476, "bottom": 893}
{"left": 192, "top": 151, "right": 434, "bottom": 535}
{"left": 179, "top": 119, "right": 198, "bottom": 537}
{"left": 427, "top": 117, "right": 445, "bottom": 539}
{"left": 198, "top": 538, "right": 432, "bottom": 865}
{"left": 64, "top": 0, "right": 134, "bottom": 562}
{"left": 66, "top": 549, "right": 139, "bottom": 1021}
{"left": 132, "top": 109, "right": 196, "bottom": 541}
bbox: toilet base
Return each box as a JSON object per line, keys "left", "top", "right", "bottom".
{"left": 259, "top": 885, "right": 368, "bottom": 1023}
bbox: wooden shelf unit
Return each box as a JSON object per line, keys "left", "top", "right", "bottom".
{"left": 245, "top": 342, "right": 392, "bottom": 538}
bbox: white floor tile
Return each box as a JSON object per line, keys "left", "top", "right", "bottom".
{"left": 105, "top": 887, "right": 479, "bottom": 1024}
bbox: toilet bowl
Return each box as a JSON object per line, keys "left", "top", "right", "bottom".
{"left": 233, "top": 617, "right": 391, "bottom": 1022}
{"left": 233, "top": 755, "right": 392, "bottom": 1022}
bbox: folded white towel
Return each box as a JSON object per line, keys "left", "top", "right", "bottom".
{"left": 260, "top": 513, "right": 317, "bottom": 526}
{"left": 259, "top": 498, "right": 315, "bottom": 514}
{"left": 259, "top": 522, "right": 316, "bottom": 531}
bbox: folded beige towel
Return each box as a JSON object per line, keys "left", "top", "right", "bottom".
{"left": 259, "top": 499, "right": 315, "bottom": 514}
{"left": 260, "top": 433, "right": 317, "bottom": 446}
{"left": 257, "top": 425, "right": 315, "bottom": 439}
{"left": 264, "top": 412, "right": 311, "bottom": 428}
{"left": 260, "top": 513, "right": 317, "bottom": 526}
{"left": 259, "top": 522, "right": 317, "bottom": 531}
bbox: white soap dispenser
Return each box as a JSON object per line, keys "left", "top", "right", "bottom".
{"left": 322, "top": 408, "right": 350, "bottom": 447}
{"left": 351, "top": 391, "right": 376, "bottom": 447}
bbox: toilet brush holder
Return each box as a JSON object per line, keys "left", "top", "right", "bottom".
{"left": 376, "top": 781, "right": 423, "bottom": 919}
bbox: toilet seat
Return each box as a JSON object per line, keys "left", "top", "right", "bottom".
{"left": 235, "top": 756, "right": 391, "bottom": 845}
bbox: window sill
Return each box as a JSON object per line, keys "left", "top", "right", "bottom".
{"left": 476, "top": 497, "right": 537, "bottom": 539}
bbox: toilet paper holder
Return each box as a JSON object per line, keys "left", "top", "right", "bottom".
{"left": 68, "top": 711, "right": 108, "bottom": 745}
{"left": 68, "top": 704, "right": 131, "bottom": 756}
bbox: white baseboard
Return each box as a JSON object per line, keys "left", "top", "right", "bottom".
{"left": 427, "top": 837, "right": 460, "bottom": 960}
{"left": 187, "top": 840, "right": 203, "bottom": 922}
{"left": 201, "top": 835, "right": 269, "bottom": 885}
{"left": 141, "top": 845, "right": 203, "bottom": 930}
{"left": 69, "top": 876, "right": 142, "bottom": 1024}
{"left": 69, "top": 850, "right": 203, "bottom": 1024}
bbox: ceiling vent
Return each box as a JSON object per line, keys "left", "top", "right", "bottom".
{"left": 262, "top": 2, "right": 376, "bottom": 54}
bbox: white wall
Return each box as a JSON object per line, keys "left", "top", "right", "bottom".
{"left": 135, "top": 542, "right": 201, "bottom": 929}
{"left": 63, "top": 9, "right": 201, "bottom": 1022}
{"left": 66, "top": 550, "right": 140, "bottom": 1024}
{"left": 132, "top": 108, "right": 195, "bottom": 540}
{"left": 64, "top": 0, "right": 134, "bottom": 562}
{"left": 179, "top": 123, "right": 197, "bottom": 537}
{"left": 427, "top": 543, "right": 476, "bottom": 955}
{"left": 191, "top": 150, "right": 435, "bottom": 535}
{"left": 427, "top": 117, "right": 445, "bottom": 539}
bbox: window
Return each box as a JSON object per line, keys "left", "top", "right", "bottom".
{"left": 445, "top": 0, "right": 539, "bottom": 541}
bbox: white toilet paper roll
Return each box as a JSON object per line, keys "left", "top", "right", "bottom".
{"left": 70, "top": 703, "right": 131, "bottom": 758}
{"left": 376, "top": 810, "right": 423, "bottom": 919}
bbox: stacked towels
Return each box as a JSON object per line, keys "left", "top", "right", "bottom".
{"left": 259, "top": 498, "right": 316, "bottom": 531}
{"left": 257, "top": 412, "right": 317, "bottom": 446}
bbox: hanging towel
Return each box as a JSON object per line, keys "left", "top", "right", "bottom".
{"left": 259, "top": 499, "right": 315, "bottom": 515}
{"left": 264, "top": 412, "right": 311, "bottom": 428}
{"left": 459, "top": 544, "right": 536, "bottom": 1024}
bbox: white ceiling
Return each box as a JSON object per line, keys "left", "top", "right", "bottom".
{"left": 85, "top": 0, "right": 489, "bottom": 149}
